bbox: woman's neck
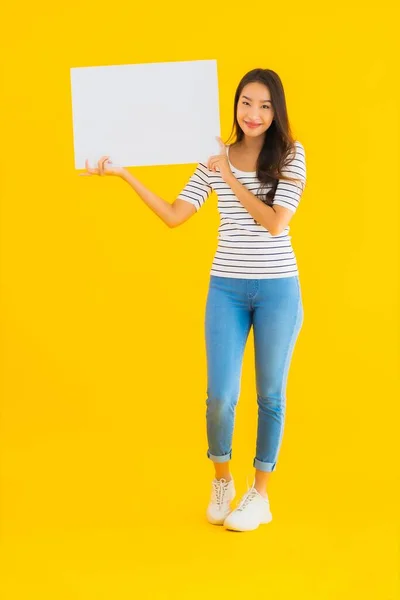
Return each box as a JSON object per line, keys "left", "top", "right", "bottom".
{"left": 238, "top": 135, "right": 265, "bottom": 153}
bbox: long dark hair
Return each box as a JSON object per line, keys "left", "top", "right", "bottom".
{"left": 225, "top": 68, "right": 302, "bottom": 207}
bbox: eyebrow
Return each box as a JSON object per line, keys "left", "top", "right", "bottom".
{"left": 242, "top": 95, "right": 272, "bottom": 103}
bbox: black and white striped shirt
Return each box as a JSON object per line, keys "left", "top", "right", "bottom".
{"left": 177, "top": 141, "right": 306, "bottom": 279}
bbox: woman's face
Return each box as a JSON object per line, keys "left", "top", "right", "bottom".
{"left": 236, "top": 82, "right": 275, "bottom": 138}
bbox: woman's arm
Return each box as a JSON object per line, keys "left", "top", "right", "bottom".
{"left": 119, "top": 169, "right": 176, "bottom": 228}
{"left": 83, "top": 157, "right": 199, "bottom": 228}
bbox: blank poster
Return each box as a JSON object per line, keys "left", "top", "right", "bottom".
{"left": 70, "top": 59, "right": 221, "bottom": 170}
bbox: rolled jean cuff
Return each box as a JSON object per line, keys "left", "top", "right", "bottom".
{"left": 253, "top": 458, "right": 277, "bottom": 472}
{"left": 207, "top": 450, "right": 232, "bottom": 463}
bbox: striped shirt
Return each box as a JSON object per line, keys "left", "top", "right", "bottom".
{"left": 177, "top": 141, "right": 306, "bottom": 279}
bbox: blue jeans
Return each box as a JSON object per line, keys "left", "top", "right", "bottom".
{"left": 204, "top": 275, "right": 304, "bottom": 472}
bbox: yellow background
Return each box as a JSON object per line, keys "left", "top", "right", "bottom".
{"left": 1, "top": 1, "right": 399, "bottom": 598}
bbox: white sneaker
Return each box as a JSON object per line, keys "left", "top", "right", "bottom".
{"left": 223, "top": 482, "right": 273, "bottom": 531}
{"left": 206, "top": 477, "right": 236, "bottom": 525}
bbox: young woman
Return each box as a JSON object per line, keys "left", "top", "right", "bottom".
{"left": 83, "top": 68, "right": 306, "bottom": 532}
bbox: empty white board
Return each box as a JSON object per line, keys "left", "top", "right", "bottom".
{"left": 70, "top": 59, "right": 221, "bottom": 170}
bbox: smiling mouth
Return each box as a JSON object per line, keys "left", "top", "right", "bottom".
{"left": 244, "top": 121, "right": 262, "bottom": 128}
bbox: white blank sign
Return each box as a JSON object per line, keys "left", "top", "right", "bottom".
{"left": 70, "top": 59, "right": 221, "bottom": 170}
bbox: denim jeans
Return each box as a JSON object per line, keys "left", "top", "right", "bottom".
{"left": 204, "top": 274, "right": 304, "bottom": 472}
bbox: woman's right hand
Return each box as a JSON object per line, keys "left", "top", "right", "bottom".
{"left": 81, "top": 156, "right": 126, "bottom": 177}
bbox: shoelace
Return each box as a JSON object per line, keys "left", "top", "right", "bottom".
{"left": 236, "top": 488, "right": 259, "bottom": 512}
{"left": 212, "top": 478, "right": 231, "bottom": 506}
{"left": 235, "top": 476, "right": 268, "bottom": 512}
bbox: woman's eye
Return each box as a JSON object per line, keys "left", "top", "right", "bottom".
{"left": 242, "top": 101, "right": 270, "bottom": 109}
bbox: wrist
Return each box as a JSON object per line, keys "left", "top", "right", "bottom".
{"left": 224, "top": 172, "right": 236, "bottom": 185}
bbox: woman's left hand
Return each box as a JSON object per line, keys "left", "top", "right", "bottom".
{"left": 207, "top": 137, "right": 234, "bottom": 183}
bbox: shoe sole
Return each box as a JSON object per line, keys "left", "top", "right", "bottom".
{"left": 224, "top": 513, "right": 273, "bottom": 531}
{"left": 207, "top": 517, "right": 226, "bottom": 526}
{"left": 206, "top": 503, "right": 235, "bottom": 525}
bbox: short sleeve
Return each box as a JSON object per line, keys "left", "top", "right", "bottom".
{"left": 176, "top": 162, "right": 213, "bottom": 212}
{"left": 272, "top": 141, "right": 306, "bottom": 213}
